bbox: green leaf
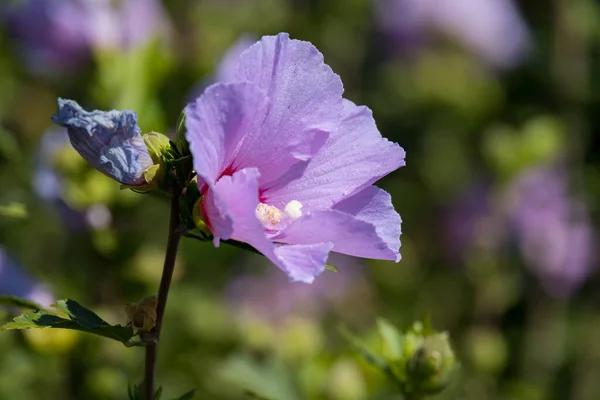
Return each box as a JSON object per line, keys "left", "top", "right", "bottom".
{"left": 1, "top": 299, "right": 134, "bottom": 345}
{"left": 0, "top": 296, "right": 44, "bottom": 310}
{"left": 170, "top": 389, "right": 196, "bottom": 400}
{"left": 325, "top": 264, "right": 338, "bottom": 273}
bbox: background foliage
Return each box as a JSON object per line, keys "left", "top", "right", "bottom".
{"left": 1, "top": 0, "right": 599, "bottom": 399}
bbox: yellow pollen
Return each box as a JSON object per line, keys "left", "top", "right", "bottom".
{"left": 256, "top": 203, "right": 284, "bottom": 228}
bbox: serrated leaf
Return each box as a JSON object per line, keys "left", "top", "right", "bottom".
{"left": 377, "top": 318, "right": 403, "bottom": 360}
{"left": 170, "top": 389, "right": 196, "bottom": 400}
{"left": 325, "top": 264, "right": 338, "bottom": 273}
{"left": 0, "top": 296, "right": 44, "bottom": 310}
{"left": 1, "top": 299, "right": 134, "bottom": 345}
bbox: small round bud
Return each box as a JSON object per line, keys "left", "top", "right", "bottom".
{"left": 407, "top": 332, "right": 457, "bottom": 395}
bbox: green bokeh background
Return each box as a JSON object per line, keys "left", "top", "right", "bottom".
{"left": 1, "top": 0, "right": 599, "bottom": 399}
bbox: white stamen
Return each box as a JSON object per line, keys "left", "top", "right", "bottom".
{"left": 256, "top": 203, "right": 284, "bottom": 228}
{"left": 284, "top": 200, "right": 303, "bottom": 220}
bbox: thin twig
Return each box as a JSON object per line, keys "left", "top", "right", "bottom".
{"left": 144, "top": 190, "right": 182, "bottom": 400}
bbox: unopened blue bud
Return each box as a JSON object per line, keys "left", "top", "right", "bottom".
{"left": 51, "top": 98, "right": 154, "bottom": 186}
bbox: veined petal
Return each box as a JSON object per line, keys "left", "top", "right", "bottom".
{"left": 333, "top": 186, "right": 401, "bottom": 261}
{"left": 185, "top": 82, "right": 270, "bottom": 185}
{"left": 205, "top": 167, "right": 332, "bottom": 283}
{"left": 232, "top": 32, "right": 344, "bottom": 185}
{"left": 273, "top": 243, "right": 333, "bottom": 283}
{"left": 272, "top": 208, "right": 399, "bottom": 261}
{"left": 51, "top": 98, "right": 153, "bottom": 185}
{"left": 263, "top": 99, "right": 405, "bottom": 211}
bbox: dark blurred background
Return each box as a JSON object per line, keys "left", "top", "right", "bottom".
{"left": 0, "top": 0, "right": 599, "bottom": 399}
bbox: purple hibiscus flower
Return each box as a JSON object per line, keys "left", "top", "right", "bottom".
{"left": 375, "top": 0, "right": 531, "bottom": 68}
{"left": 2, "top": 0, "right": 170, "bottom": 73}
{"left": 508, "top": 166, "right": 594, "bottom": 297}
{"left": 185, "top": 33, "right": 405, "bottom": 283}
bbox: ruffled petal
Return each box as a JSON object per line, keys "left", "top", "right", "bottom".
{"left": 263, "top": 99, "right": 405, "bottom": 211}
{"left": 232, "top": 33, "right": 344, "bottom": 184}
{"left": 333, "top": 186, "right": 401, "bottom": 261}
{"left": 185, "top": 82, "right": 270, "bottom": 185}
{"left": 272, "top": 208, "right": 398, "bottom": 261}
{"left": 204, "top": 167, "right": 332, "bottom": 283}
{"left": 273, "top": 243, "right": 333, "bottom": 283}
{"left": 51, "top": 98, "right": 153, "bottom": 185}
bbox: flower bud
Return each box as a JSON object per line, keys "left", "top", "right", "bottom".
{"left": 136, "top": 131, "right": 174, "bottom": 190}
{"left": 407, "top": 332, "right": 457, "bottom": 395}
{"left": 125, "top": 296, "right": 158, "bottom": 332}
{"left": 51, "top": 98, "right": 154, "bottom": 186}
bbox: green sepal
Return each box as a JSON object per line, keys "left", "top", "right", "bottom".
{"left": 1, "top": 299, "right": 135, "bottom": 346}
{"left": 174, "top": 110, "right": 190, "bottom": 156}
{"left": 169, "top": 153, "right": 194, "bottom": 187}
{"left": 325, "top": 264, "right": 338, "bottom": 273}
{"left": 191, "top": 196, "right": 211, "bottom": 236}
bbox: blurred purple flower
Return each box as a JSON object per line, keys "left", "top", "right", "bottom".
{"left": 186, "top": 33, "right": 405, "bottom": 283}
{"left": 227, "top": 254, "right": 372, "bottom": 323}
{"left": 375, "top": 0, "right": 531, "bottom": 68}
{"left": 508, "top": 166, "right": 594, "bottom": 297}
{"left": 441, "top": 182, "right": 496, "bottom": 263}
{"left": 2, "top": 0, "right": 170, "bottom": 73}
{"left": 215, "top": 35, "right": 256, "bottom": 83}
{"left": 0, "top": 247, "right": 53, "bottom": 308}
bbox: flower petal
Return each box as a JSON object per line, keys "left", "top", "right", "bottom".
{"left": 273, "top": 243, "right": 333, "bottom": 283}
{"left": 205, "top": 167, "right": 332, "bottom": 282}
{"left": 333, "top": 186, "right": 401, "bottom": 261}
{"left": 272, "top": 208, "right": 399, "bottom": 261}
{"left": 185, "top": 82, "right": 270, "bottom": 186}
{"left": 51, "top": 98, "right": 153, "bottom": 185}
{"left": 232, "top": 33, "right": 344, "bottom": 184}
{"left": 263, "top": 99, "right": 405, "bottom": 211}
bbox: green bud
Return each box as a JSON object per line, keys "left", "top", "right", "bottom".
{"left": 122, "top": 132, "right": 174, "bottom": 192}
{"left": 407, "top": 332, "right": 457, "bottom": 395}
{"left": 175, "top": 111, "right": 190, "bottom": 156}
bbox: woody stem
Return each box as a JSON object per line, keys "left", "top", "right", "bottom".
{"left": 144, "top": 189, "right": 182, "bottom": 400}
